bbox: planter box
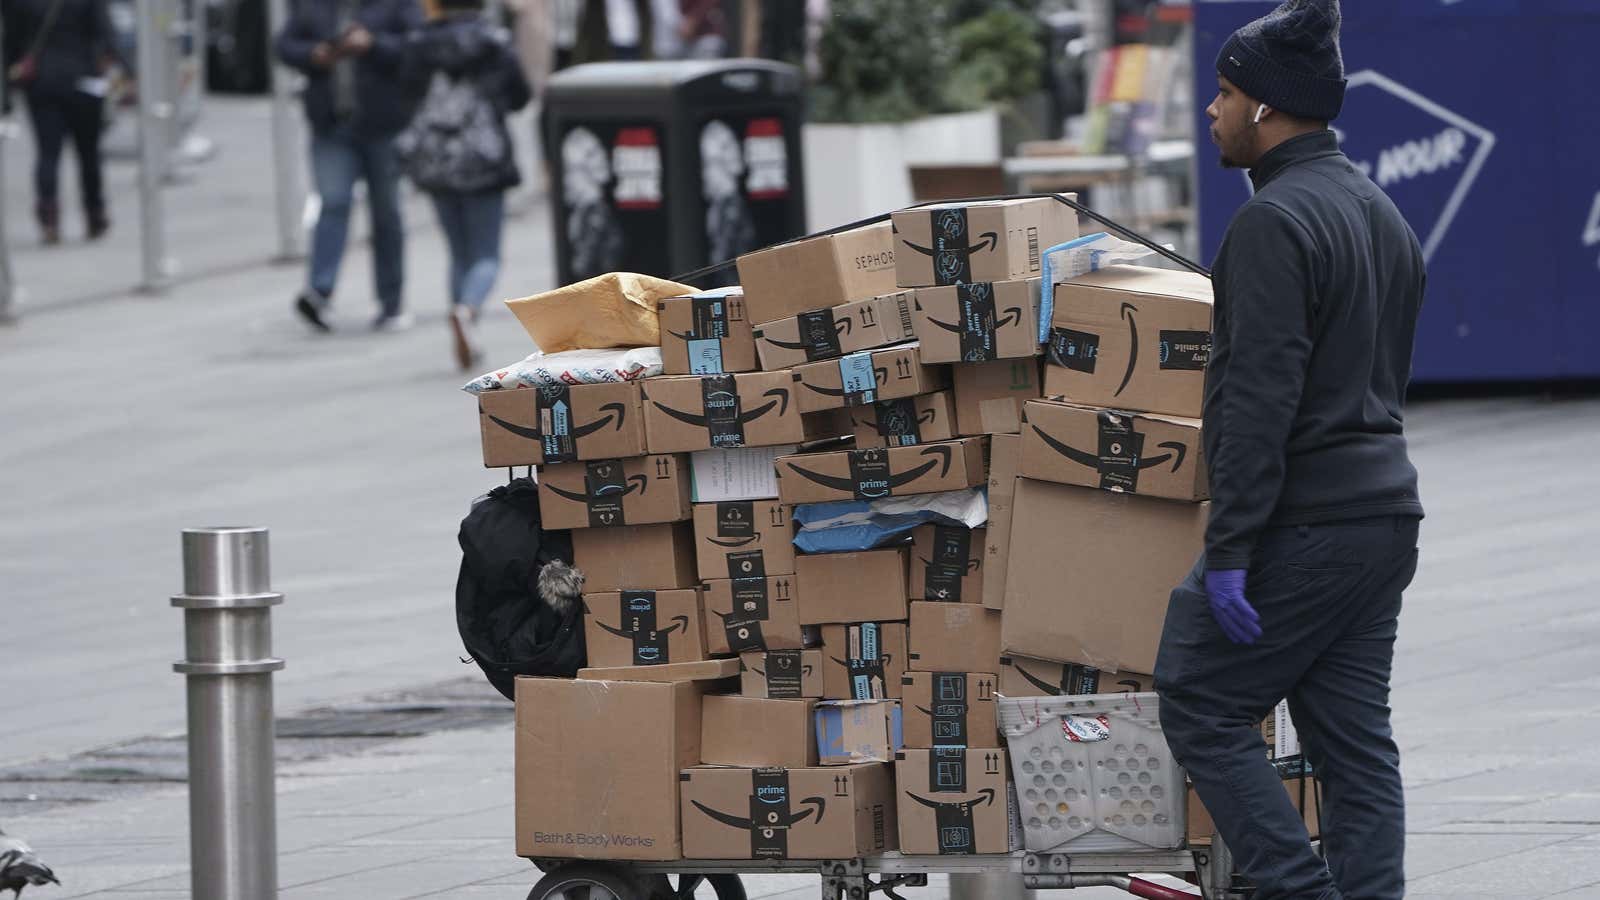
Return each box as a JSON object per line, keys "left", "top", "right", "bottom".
{"left": 803, "top": 109, "right": 1002, "bottom": 230}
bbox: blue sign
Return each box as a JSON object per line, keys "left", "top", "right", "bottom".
{"left": 1193, "top": 1, "right": 1600, "bottom": 381}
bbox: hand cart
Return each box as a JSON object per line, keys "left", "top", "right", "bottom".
{"left": 524, "top": 841, "right": 1251, "bottom": 900}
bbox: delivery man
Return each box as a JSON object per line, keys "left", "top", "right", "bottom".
{"left": 1154, "top": 2, "right": 1425, "bottom": 898}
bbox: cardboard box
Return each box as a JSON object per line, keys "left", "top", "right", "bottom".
{"left": 821, "top": 622, "right": 910, "bottom": 700}
{"left": 478, "top": 383, "right": 648, "bottom": 468}
{"left": 679, "top": 763, "right": 897, "bottom": 859}
{"left": 803, "top": 408, "right": 857, "bottom": 441}
{"left": 693, "top": 501, "right": 795, "bottom": 581}
{"left": 515, "top": 677, "right": 703, "bottom": 860}
{"left": 579, "top": 658, "right": 740, "bottom": 683}
{"left": 910, "top": 279, "right": 1041, "bottom": 364}
{"left": 1020, "top": 401, "right": 1207, "bottom": 501}
{"left": 792, "top": 344, "right": 950, "bottom": 415}
{"left": 752, "top": 291, "right": 917, "bottom": 370}
{"left": 796, "top": 549, "right": 909, "bottom": 625}
{"left": 907, "top": 525, "right": 985, "bottom": 603}
{"left": 658, "top": 287, "right": 757, "bottom": 375}
{"left": 539, "top": 455, "right": 692, "bottom": 530}
{"left": 583, "top": 589, "right": 707, "bottom": 668}
{"left": 815, "top": 700, "right": 904, "bottom": 765}
{"left": 849, "top": 392, "right": 957, "bottom": 449}
{"left": 774, "top": 439, "right": 987, "bottom": 505}
{"left": 740, "top": 649, "right": 827, "bottom": 699}
{"left": 1001, "top": 479, "right": 1206, "bottom": 673}
{"left": 703, "top": 576, "right": 812, "bottom": 656}
{"left": 997, "top": 655, "right": 1155, "bottom": 698}
{"left": 981, "top": 434, "right": 1021, "bottom": 610}
{"left": 702, "top": 695, "right": 817, "bottom": 768}
{"left": 1044, "top": 265, "right": 1213, "bottom": 419}
{"left": 908, "top": 602, "right": 1002, "bottom": 673}
{"left": 572, "top": 522, "right": 698, "bottom": 592}
{"left": 642, "top": 373, "right": 807, "bottom": 453}
{"left": 736, "top": 222, "right": 899, "bottom": 326}
{"left": 952, "top": 358, "right": 1044, "bottom": 436}
{"left": 892, "top": 197, "right": 1077, "bottom": 288}
{"left": 900, "top": 672, "right": 999, "bottom": 750}
{"left": 895, "top": 749, "right": 1015, "bottom": 855}
{"left": 690, "top": 446, "right": 794, "bottom": 502}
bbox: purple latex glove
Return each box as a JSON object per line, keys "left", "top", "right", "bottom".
{"left": 1205, "top": 569, "right": 1262, "bottom": 645}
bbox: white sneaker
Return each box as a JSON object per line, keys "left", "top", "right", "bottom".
{"left": 449, "top": 305, "right": 484, "bottom": 371}
{"left": 372, "top": 311, "right": 416, "bottom": 333}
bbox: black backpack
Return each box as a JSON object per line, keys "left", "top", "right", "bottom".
{"left": 456, "top": 478, "right": 583, "bottom": 699}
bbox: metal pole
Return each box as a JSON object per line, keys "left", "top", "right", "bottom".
{"left": 172, "top": 527, "right": 283, "bottom": 900}
{"left": 266, "top": 0, "right": 305, "bottom": 260}
{"left": 137, "top": 0, "right": 175, "bottom": 291}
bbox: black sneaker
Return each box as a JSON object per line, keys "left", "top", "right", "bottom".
{"left": 295, "top": 292, "right": 332, "bottom": 333}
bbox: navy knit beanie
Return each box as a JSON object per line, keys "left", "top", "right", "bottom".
{"left": 1217, "top": 0, "right": 1346, "bottom": 122}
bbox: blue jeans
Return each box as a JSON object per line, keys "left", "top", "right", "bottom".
{"left": 309, "top": 126, "right": 404, "bottom": 315}
{"left": 430, "top": 190, "right": 506, "bottom": 311}
{"left": 1156, "top": 516, "right": 1421, "bottom": 900}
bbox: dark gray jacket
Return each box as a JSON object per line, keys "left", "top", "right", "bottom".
{"left": 1204, "top": 130, "right": 1426, "bottom": 570}
{"left": 274, "top": 0, "right": 425, "bottom": 137}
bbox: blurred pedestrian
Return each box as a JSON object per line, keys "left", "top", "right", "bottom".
{"left": 2, "top": 0, "right": 130, "bottom": 245}
{"left": 398, "top": 0, "right": 531, "bottom": 370}
{"left": 276, "top": 0, "right": 426, "bottom": 333}
{"left": 678, "top": 0, "right": 726, "bottom": 59}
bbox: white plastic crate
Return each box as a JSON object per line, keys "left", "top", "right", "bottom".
{"left": 997, "top": 691, "right": 1186, "bottom": 853}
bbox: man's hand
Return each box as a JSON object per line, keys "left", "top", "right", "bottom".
{"left": 339, "top": 25, "right": 374, "bottom": 57}
{"left": 1204, "top": 569, "right": 1261, "bottom": 644}
{"left": 310, "top": 41, "right": 339, "bottom": 68}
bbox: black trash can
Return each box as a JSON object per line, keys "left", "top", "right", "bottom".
{"left": 542, "top": 59, "right": 807, "bottom": 287}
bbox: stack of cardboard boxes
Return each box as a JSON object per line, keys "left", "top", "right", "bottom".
{"left": 498, "top": 197, "right": 1305, "bottom": 864}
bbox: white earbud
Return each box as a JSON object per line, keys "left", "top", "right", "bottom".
{"left": 1253, "top": 104, "right": 1268, "bottom": 124}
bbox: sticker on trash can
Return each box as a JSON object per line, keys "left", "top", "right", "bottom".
{"left": 838, "top": 352, "right": 878, "bottom": 406}
{"left": 1061, "top": 714, "right": 1113, "bottom": 743}
{"left": 1048, "top": 327, "right": 1100, "bottom": 373}
{"left": 612, "top": 127, "right": 662, "bottom": 210}
{"left": 702, "top": 375, "right": 747, "bottom": 448}
{"left": 536, "top": 385, "right": 577, "bottom": 463}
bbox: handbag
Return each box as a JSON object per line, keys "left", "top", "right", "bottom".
{"left": 9, "top": 0, "right": 71, "bottom": 85}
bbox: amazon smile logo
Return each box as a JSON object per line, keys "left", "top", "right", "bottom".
{"left": 1029, "top": 424, "right": 1187, "bottom": 473}
{"left": 762, "top": 317, "right": 853, "bottom": 350}
{"left": 691, "top": 795, "right": 827, "bottom": 830}
{"left": 801, "top": 369, "right": 886, "bottom": 398}
{"left": 904, "top": 787, "right": 995, "bottom": 813}
{"left": 652, "top": 388, "right": 790, "bottom": 426}
{"left": 544, "top": 473, "right": 649, "bottom": 504}
{"left": 1117, "top": 303, "right": 1138, "bottom": 396}
{"left": 919, "top": 306, "right": 1026, "bottom": 334}
{"left": 902, "top": 231, "right": 999, "bottom": 260}
{"left": 487, "top": 401, "right": 628, "bottom": 441}
{"left": 590, "top": 614, "right": 690, "bottom": 640}
{"left": 707, "top": 534, "right": 762, "bottom": 548}
{"left": 1011, "top": 662, "right": 1147, "bottom": 697}
{"left": 786, "top": 445, "right": 954, "bottom": 498}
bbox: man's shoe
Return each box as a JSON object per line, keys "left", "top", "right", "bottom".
{"left": 449, "top": 305, "right": 483, "bottom": 371}
{"left": 372, "top": 311, "right": 416, "bottom": 333}
{"left": 294, "top": 292, "right": 332, "bottom": 333}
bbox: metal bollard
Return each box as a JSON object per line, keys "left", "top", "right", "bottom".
{"left": 172, "top": 527, "right": 284, "bottom": 900}
{"left": 949, "top": 872, "right": 1036, "bottom": 900}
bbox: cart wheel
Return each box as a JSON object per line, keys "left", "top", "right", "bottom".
{"left": 528, "top": 863, "right": 650, "bottom": 900}
{"left": 646, "top": 873, "right": 748, "bottom": 899}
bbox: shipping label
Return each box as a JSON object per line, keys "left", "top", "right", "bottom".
{"left": 838, "top": 352, "right": 878, "bottom": 406}
{"left": 846, "top": 623, "right": 888, "bottom": 699}
{"left": 535, "top": 385, "right": 578, "bottom": 463}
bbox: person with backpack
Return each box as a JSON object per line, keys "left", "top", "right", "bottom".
{"left": 2, "top": 0, "right": 129, "bottom": 244}
{"left": 398, "top": 0, "right": 531, "bottom": 370}
{"left": 276, "top": 0, "right": 425, "bottom": 333}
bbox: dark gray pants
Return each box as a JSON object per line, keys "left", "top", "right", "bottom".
{"left": 1155, "top": 516, "right": 1420, "bottom": 900}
